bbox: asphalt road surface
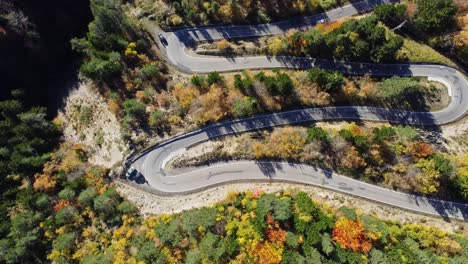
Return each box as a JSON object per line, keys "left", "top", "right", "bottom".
{"left": 133, "top": 0, "right": 468, "bottom": 220}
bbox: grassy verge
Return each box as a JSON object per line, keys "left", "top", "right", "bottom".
{"left": 397, "top": 38, "right": 456, "bottom": 67}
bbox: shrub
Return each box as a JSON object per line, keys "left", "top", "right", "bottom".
{"left": 217, "top": 39, "right": 230, "bottom": 50}
{"left": 307, "top": 127, "right": 328, "bottom": 142}
{"left": 190, "top": 75, "right": 206, "bottom": 88}
{"left": 207, "top": 72, "right": 223, "bottom": 86}
{"left": 394, "top": 125, "right": 420, "bottom": 141}
{"left": 255, "top": 71, "right": 294, "bottom": 95}
{"left": 149, "top": 110, "right": 167, "bottom": 129}
{"left": 123, "top": 99, "right": 146, "bottom": 122}
{"left": 233, "top": 72, "right": 254, "bottom": 92}
{"left": 233, "top": 97, "right": 257, "bottom": 117}
{"left": 140, "top": 64, "right": 159, "bottom": 79}
{"left": 319, "top": 0, "right": 336, "bottom": 10}
{"left": 372, "top": 126, "right": 396, "bottom": 143}
{"left": 117, "top": 201, "right": 138, "bottom": 214}
{"left": 307, "top": 68, "right": 344, "bottom": 92}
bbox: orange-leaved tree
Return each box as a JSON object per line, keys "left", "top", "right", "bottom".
{"left": 410, "top": 141, "right": 433, "bottom": 160}
{"left": 265, "top": 214, "right": 287, "bottom": 246}
{"left": 248, "top": 241, "right": 283, "bottom": 264}
{"left": 332, "top": 217, "right": 373, "bottom": 253}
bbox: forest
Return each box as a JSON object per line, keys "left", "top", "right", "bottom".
{"left": 0, "top": 0, "right": 467, "bottom": 263}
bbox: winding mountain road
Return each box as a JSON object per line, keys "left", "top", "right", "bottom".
{"left": 133, "top": 0, "right": 468, "bottom": 220}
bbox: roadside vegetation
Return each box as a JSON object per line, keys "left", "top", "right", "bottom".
{"left": 171, "top": 123, "right": 468, "bottom": 201}
{"left": 135, "top": 0, "right": 343, "bottom": 27}
{"left": 374, "top": 1, "right": 467, "bottom": 67}
{"left": 160, "top": 70, "right": 446, "bottom": 129}
{"left": 47, "top": 190, "right": 468, "bottom": 263}
{"left": 192, "top": 1, "right": 465, "bottom": 67}
{"left": 198, "top": 13, "right": 454, "bottom": 66}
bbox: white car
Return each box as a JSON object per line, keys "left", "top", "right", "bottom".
{"left": 316, "top": 18, "right": 327, "bottom": 24}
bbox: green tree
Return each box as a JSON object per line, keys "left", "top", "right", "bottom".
{"left": 58, "top": 187, "right": 76, "bottom": 200}
{"left": 282, "top": 250, "right": 306, "bottom": 264}
{"left": 199, "top": 232, "right": 227, "bottom": 262}
{"left": 53, "top": 232, "right": 76, "bottom": 252}
{"left": 371, "top": 35, "right": 403, "bottom": 63}
{"left": 80, "top": 52, "right": 123, "bottom": 81}
{"left": 93, "top": 194, "right": 117, "bottom": 217}
{"left": 155, "top": 218, "right": 183, "bottom": 247}
{"left": 87, "top": 0, "right": 127, "bottom": 50}
{"left": 415, "top": 0, "right": 456, "bottom": 32}
{"left": 132, "top": 234, "right": 167, "bottom": 263}
{"left": 0, "top": 100, "right": 58, "bottom": 180}
{"left": 181, "top": 207, "right": 218, "bottom": 238}
{"left": 321, "top": 233, "right": 335, "bottom": 256}
{"left": 233, "top": 72, "right": 254, "bottom": 92}
{"left": 303, "top": 30, "right": 329, "bottom": 57}
{"left": 275, "top": 72, "right": 294, "bottom": 95}
{"left": 117, "top": 201, "right": 138, "bottom": 214}
{"left": 77, "top": 187, "right": 97, "bottom": 206}
{"left": 286, "top": 232, "right": 299, "bottom": 248}
{"left": 123, "top": 99, "right": 147, "bottom": 124}
{"left": 55, "top": 206, "right": 79, "bottom": 225}
{"left": 374, "top": 4, "right": 407, "bottom": 26}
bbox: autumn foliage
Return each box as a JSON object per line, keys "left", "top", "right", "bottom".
{"left": 410, "top": 141, "right": 433, "bottom": 159}
{"left": 54, "top": 200, "right": 71, "bottom": 212}
{"left": 249, "top": 242, "right": 283, "bottom": 264}
{"left": 266, "top": 214, "right": 287, "bottom": 246}
{"left": 33, "top": 161, "right": 59, "bottom": 192}
{"left": 332, "top": 217, "right": 373, "bottom": 253}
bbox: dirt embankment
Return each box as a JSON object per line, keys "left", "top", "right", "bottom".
{"left": 57, "top": 82, "right": 128, "bottom": 168}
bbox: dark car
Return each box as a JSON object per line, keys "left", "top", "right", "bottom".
{"left": 125, "top": 167, "right": 138, "bottom": 180}
{"left": 158, "top": 33, "right": 168, "bottom": 46}
{"left": 134, "top": 172, "right": 147, "bottom": 184}
{"left": 316, "top": 18, "right": 326, "bottom": 25}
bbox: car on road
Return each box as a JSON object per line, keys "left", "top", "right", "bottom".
{"left": 125, "top": 167, "right": 138, "bottom": 180}
{"left": 158, "top": 33, "right": 168, "bottom": 46}
{"left": 316, "top": 18, "right": 326, "bottom": 24}
{"left": 134, "top": 173, "right": 146, "bottom": 184}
